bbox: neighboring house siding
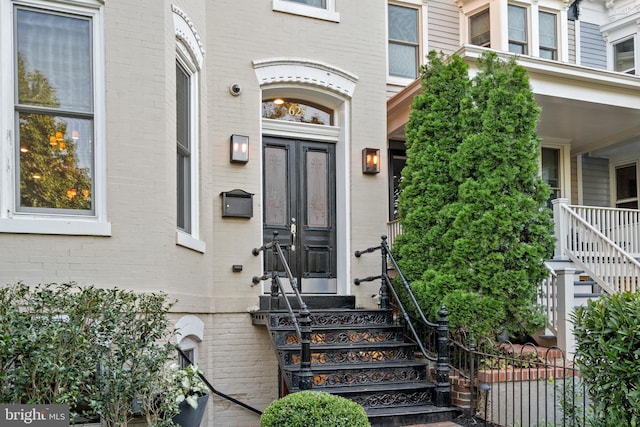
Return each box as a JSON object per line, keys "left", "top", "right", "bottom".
{"left": 428, "top": 0, "right": 459, "bottom": 55}
{"left": 580, "top": 21, "right": 607, "bottom": 69}
{"left": 568, "top": 20, "right": 576, "bottom": 64}
{"left": 582, "top": 156, "right": 610, "bottom": 207}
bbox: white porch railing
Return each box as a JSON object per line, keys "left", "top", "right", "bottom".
{"left": 537, "top": 265, "right": 558, "bottom": 337}
{"left": 386, "top": 219, "right": 402, "bottom": 250}
{"left": 553, "top": 198, "right": 640, "bottom": 294}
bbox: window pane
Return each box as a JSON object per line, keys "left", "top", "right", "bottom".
{"left": 470, "top": 9, "right": 490, "bottom": 46}
{"left": 285, "top": 0, "right": 326, "bottom": 8}
{"left": 16, "top": 8, "right": 92, "bottom": 112}
{"left": 389, "top": 4, "right": 418, "bottom": 79}
{"left": 262, "top": 99, "right": 332, "bottom": 125}
{"left": 508, "top": 5, "right": 527, "bottom": 43}
{"left": 176, "top": 62, "right": 191, "bottom": 232}
{"left": 614, "top": 38, "right": 635, "bottom": 73}
{"left": 616, "top": 164, "right": 637, "bottom": 201}
{"left": 18, "top": 113, "right": 93, "bottom": 212}
{"left": 389, "top": 5, "right": 418, "bottom": 43}
{"left": 539, "top": 48, "right": 556, "bottom": 60}
{"left": 176, "top": 63, "right": 190, "bottom": 151}
{"left": 389, "top": 43, "right": 418, "bottom": 79}
{"left": 539, "top": 12, "right": 557, "bottom": 49}
{"left": 306, "top": 150, "right": 328, "bottom": 228}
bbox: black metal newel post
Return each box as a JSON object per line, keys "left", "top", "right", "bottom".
{"left": 469, "top": 333, "right": 476, "bottom": 417}
{"left": 436, "top": 305, "right": 451, "bottom": 407}
{"left": 379, "top": 235, "right": 390, "bottom": 310}
{"left": 297, "top": 304, "right": 313, "bottom": 390}
{"left": 270, "top": 231, "right": 280, "bottom": 311}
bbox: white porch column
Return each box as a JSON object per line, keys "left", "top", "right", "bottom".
{"left": 556, "top": 267, "right": 576, "bottom": 356}
{"left": 552, "top": 198, "right": 570, "bottom": 259}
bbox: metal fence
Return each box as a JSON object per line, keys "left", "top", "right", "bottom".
{"left": 449, "top": 335, "right": 590, "bottom": 427}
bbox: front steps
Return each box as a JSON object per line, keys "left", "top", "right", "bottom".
{"left": 252, "top": 297, "right": 459, "bottom": 427}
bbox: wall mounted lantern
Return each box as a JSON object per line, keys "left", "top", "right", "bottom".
{"left": 362, "top": 148, "right": 380, "bottom": 174}
{"left": 230, "top": 134, "right": 249, "bottom": 163}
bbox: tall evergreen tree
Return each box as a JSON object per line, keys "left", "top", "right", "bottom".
{"left": 394, "top": 52, "right": 470, "bottom": 282}
{"left": 396, "top": 52, "right": 555, "bottom": 339}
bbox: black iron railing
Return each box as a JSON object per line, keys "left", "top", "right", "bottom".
{"left": 252, "top": 231, "right": 313, "bottom": 391}
{"left": 176, "top": 347, "right": 262, "bottom": 416}
{"left": 354, "top": 235, "right": 451, "bottom": 407}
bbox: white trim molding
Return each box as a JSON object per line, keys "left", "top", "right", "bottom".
{"left": 253, "top": 58, "right": 359, "bottom": 97}
{"left": 175, "top": 314, "right": 205, "bottom": 343}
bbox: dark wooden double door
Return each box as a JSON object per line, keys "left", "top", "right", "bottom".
{"left": 262, "top": 137, "right": 337, "bottom": 293}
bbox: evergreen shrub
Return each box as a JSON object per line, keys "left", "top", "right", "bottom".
{"left": 260, "top": 391, "right": 370, "bottom": 427}
{"left": 395, "top": 51, "right": 554, "bottom": 340}
{"left": 573, "top": 292, "right": 640, "bottom": 426}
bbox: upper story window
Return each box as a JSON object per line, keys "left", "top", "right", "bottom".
{"left": 273, "top": 0, "right": 339, "bottom": 22}
{"left": 614, "top": 37, "right": 635, "bottom": 74}
{"left": 508, "top": 4, "right": 528, "bottom": 54}
{"left": 539, "top": 11, "right": 558, "bottom": 60}
{"left": 0, "top": 0, "right": 108, "bottom": 235}
{"left": 388, "top": 3, "right": 419, "bottom": 79}
{"left": 463, "top": 1, "right": 565, "bottom": 61}
{"left": 470, "top": 9, "right": 491, "bottom": 47}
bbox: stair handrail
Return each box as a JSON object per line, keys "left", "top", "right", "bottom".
{"left": 354, "top": 235, "right": 451, "bottom": 407}
{"left": 252, "top": 231, "right": 313, "bottom": 391}
{"left": 555, "top": 201, "right": 640, "bottom": 294}
{"left": 176, "top": 346, "right": 263, "bottom": 416}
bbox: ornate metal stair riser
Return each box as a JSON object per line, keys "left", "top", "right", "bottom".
{"left": 270, "top": 311, "right": 393, "bottom": 328}
{"left": 273, "top": 328, "right": 404, "bottom": 346}
{"left": 284, "top": 365, "right": 428, "bottom": 388}
{"left": 281, "top": 347, "right": 416, "bottom": 365}
{"left": 349, "top": 390, "right": 435, "bottom": 409}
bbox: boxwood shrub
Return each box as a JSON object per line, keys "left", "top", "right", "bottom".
{"left": 573, "top": 292, "right": 640, "bottom": 426}
{"left": 260, "top": 391, "right": 370, "bottom": 427}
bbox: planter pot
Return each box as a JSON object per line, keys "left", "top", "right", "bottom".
{"left": 172, "top": 393, "right": 209, "bottom": 427}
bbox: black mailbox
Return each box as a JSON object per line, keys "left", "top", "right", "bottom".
{"left": 221, "top": 189, "right": 253, "bottom": 218}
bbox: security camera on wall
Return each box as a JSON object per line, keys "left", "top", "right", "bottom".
{"left": 229, "top": 84, "right": 242, "bottom": 96}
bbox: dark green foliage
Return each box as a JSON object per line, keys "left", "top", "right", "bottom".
{"left": 260, "top": 391, "right": 370, "bottom": 427}
{"left": 573, "top": 292, "right": 640, "bottom": 426}
{"left": 395, "top": 52, "right": 470, "bottom": 282}
{"left": 395, "top": 51, "right": 554, "bottom": 340}
{"left": 0, "top": 283, "right": 178, "bottom": 427}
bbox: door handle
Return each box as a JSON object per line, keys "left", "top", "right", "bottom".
{"left": 290, "top": 218, "right": 296, "bottom": 252}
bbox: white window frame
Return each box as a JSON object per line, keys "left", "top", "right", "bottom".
{"left": 538, "top": 9, "right": 558, "bottom": 60}
{"left": 386, "top": 0, "right": 426, "bottom": 86}
{"left": 508, "top": 3, "right": 529, "bottom": 55}
{"left": 611, "top": 160, "right": 639, "bottom": 209}
{"left": 469, "top": 7, "right": 491, "bottom": 47}
{"left": 612, "top": 36, "right": 636, "bottom": 74}
{"left": 173, "top": 5, "right": 205, "bottom": 253}
{"left": 273, "top": 0, "right": 340, "bottom": 22}
{"left": 540, "top": 140, "right": 571, "bottom": 203}
{"left": 460, "top": 0, "right": 566, "bottom": 61}
{"left": 0, "top": 0, "right": 108, "bottom": 236}
{"left": 387, "top": 2, "right": 421, "bottom": 81}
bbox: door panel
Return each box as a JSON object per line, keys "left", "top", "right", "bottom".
{"left": 263, "top": 137, "right": 336, "bottom": 293}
